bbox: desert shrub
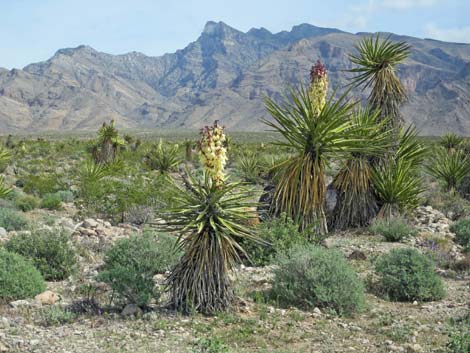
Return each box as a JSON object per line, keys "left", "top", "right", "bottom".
{"left": 369, "top": 217, "right": 417, "bottom": 242}
{"left": 450, "top": 219, "right": 470, "bottom": 252}
{"left": 0, "top": 248, "right": 46, "bottom": 301}
{"left": 22, "top": 173, "right": 63, "bottom": 197}
{"left": 77, "top": 169, "right": 170, "bottom": 223}
{"left": 425, "top": 189, "right": 470, "bottom": 220}
{"left": 446, "top": 313, "right": 470, "bottom": 353}
{"left": 97, "top": 231, "right": 180, "bottom": 307}
{"left": 56, "top": 190, "right": 74, "bottom": 203}
{"left": 0, "top": 207, "right": 28, "bottom": 230}
{"left": 40, "top": 193, "right": 62, "bottom": 210}
{"left": 5, "top": 229, "right": 77, "bottom": 281}
{"left": 243, "top": 216, "right": 308, "bottom": 266}
{"left": 38, "top": 306, "right": 77, "bottom": 326}
{"left": 375, "top": 248, "right": 445, "bottom": 302}
{"left": 15, "top": 194, "right": 40, "bottom": 212}
{"left": 271, "top": 244, "right": 365, "bottom": 315}
{"left": 191, "top": 338, "right": 229, "bottom": 353}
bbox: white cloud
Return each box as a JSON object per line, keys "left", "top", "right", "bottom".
{"left": 425, "top": 24, "right": 470, "bottom": 43}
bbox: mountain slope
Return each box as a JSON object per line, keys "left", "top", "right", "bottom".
{"left": 0, "top": 21, "right": 469, "bottom": 135}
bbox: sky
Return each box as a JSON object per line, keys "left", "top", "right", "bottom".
{"left": 0, "top": 0, "right": 469, "bottom": 69}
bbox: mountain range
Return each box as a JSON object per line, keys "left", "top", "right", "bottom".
{"left": 0, "top": 21, "right": 469, "bottom": 135}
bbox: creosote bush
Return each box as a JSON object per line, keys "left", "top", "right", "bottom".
{"left": 15, "top": 194, "right": 40, "bottom": 212}
{"left": 97, "top": 231, "right": 180, "bottom": 307}
{"left": 5, "top": 229, "right": 77, "bottom": 281}
{"left": 450, "top": 219, "right": 470, "bottom": 252}
{"left": 369, "top": 217, "right": 417, "bottom": 242}
{"left": 38, "top": 306, "right": 77, "bottom": 327}
{"left": 374, "top": 248, "right": 445, "bottom": 302}
{"left": 40, "top": 193, "right": 63, "bottom": 210}
{"left": 244, "top": 216, "right": 308, "bottom": 266}
{"left": 272, "top": 244, "right": 365, "bottom": 315}
{"left": 0, "top": 248, "right": 46, "bottom": 301}
{"left": 0, "top": 207, "right": 28, "bottom": 231}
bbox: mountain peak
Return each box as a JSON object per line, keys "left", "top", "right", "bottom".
{"left": 55, "top": 45, "right": 98, "bottom": 57}
{"left": 202, "top": 21, "right": 240, "bottom": 36}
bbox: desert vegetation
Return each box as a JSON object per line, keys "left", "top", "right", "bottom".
{"left": 0, "top": 35, "right": 469, "bottom": 353}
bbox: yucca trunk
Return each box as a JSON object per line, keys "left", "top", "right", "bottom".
{"left": 272, "top": 154, "right": 328, "bottom": 234}
{"left": 331, "top": 158, "right": 378, "bottom": 229}
{"left": 167, "top": 229, "right": 235, "bottom": 314}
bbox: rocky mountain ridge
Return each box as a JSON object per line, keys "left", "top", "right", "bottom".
{"left": 0, "top": 21, "right": 469, "bottom": 135}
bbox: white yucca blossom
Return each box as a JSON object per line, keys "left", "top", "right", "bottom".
{"left": 308, "top": 60, "right": 328, "bottom": 115}
{"left": 199, "top": 121, "right": 227, "bottom": 185}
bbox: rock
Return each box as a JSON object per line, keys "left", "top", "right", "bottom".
{"left": 82, "top": 218, "right": 99, "bottom": 229}
{"left": 313, "top": 307, "right": 322, "bottom": 315}
{"left": 0, "top": 227, "right": 6, "bottom": 237}
{"left": 59, "top": 218, "right": 75, "bottom": 231}
{"left": 348, "top": 250, "right": 367, "bottom": 260}
{"left": 0, "top": 340, "right": 9, "bottom": 352}
{"left": 9, "top": 300, "right": 32, "bottom": 308}
{"left": 0, "top": 317, "right": 9, "bottom": 329}
{"left": 35, "top": 290, "right": 60, "bottom": 305}
{"left": 121, "top": 304, "right": 143, "bottom": 317}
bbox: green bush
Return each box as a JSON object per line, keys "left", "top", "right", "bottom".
{"left": 38, "top": 306, "right": 77, "bottom": 326}
{"left": 5, "top": 229, "right": 77, "bottom": 281}
{"left": 56, "top": 190, "right": 74, "bottom": 203}
{"left": 369, "top": 217, "right": 417, "bottom": 242}
{"left": 446, "top": 313, "right": 470, "bottom": 353}
{"left": 271, "top": 244, "right": 365, "bottom": 315}
{"left": 375, "top": 248, "right": 445, "bottom": 302}
{"left": 97, "top": 231, "right": 180, "bottom": 307}
{"left": 0, "top": 248, "right": 46, "bottom": 301}
{"left": 450, "top": 219, "right": 470, "bottom": 252}
{"left": 40, "top": 193, "right": 62, "bottom": 210}
{"left": 15, "top": 194, "right": 40, "bottom": 212}
{"left": 22, "top": 173, "right": 62, "bottom": 197}
{"left": 244, "top": 216, "right": 308, "bottom": 266}
{"left": 0, "top": 207, "right": 28, "bottom": 231}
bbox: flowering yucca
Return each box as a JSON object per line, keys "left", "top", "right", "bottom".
{"left": 199, "top": 121, "right": 227, "bottom": 185}
{"left": 161, "top": 120, "right": 259, "bottom": 314}
{"left": 308, "top": 60, "right": 328, "bottom": 115}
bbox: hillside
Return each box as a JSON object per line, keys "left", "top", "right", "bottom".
{"left": 0, "top": 21, "right": 469, "bottom": 135}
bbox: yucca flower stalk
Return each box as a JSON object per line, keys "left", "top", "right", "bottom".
{"left": 162, "top": 121, "right": 258, "bottom": 314}
{"left": 349, "top": 35, "right": 410, "bottom": 128}
{"left": 331, "top": 108, "right": 392, "bottom": 229}
{"left": 199, "top": 121, "right": 227, "bottom": 186}
{"left": 308, "top": 60, "right": 328, "bottom": 115}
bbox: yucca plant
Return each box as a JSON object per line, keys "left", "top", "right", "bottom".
{"left": 439, "top": 132, "right": 464, "bottom": 154}
{"left": 144, "top": 140, "right": 181, "bottom": 174}
{"left": 92, "top": 120, "right": 126, "bottom": 164}
{"left": 331, "top": 108, "right": 392, "bottom": 229}
{"left": 160, "top": 122, "right": 258, "bottom": 314}
{"left": 372, "top": 127, "right": 427, "bottom": 219}
{"left": 0, "top": 146, "right": 12, "bottom": 198}
{"left": 349, "top": 34, "right": 410, "bottom": 127}
{"left": 236, "top": 152, "right": 261, "bottom": 184}
{"left": 161, "top": 173, "right": 258, "bottom": 314}
{"left": 0, "top": 146, "right": 11, "bottom": 172}
{"left": 263, "top": 84, "right": 382, "bottom": 233}
{"left": 426, "top": 147, "right": 470, "bottom": 193}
